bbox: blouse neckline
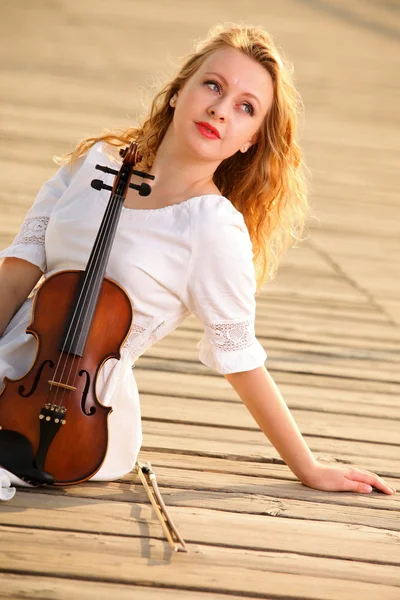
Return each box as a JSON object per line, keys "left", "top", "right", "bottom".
{"left": 101, "top": 146, "right": 225, "bottom": 215}
{"left": 119, "top": 194, "right": 225, "bottom": 215}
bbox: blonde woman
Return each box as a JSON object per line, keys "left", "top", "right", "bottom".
{"left": 0, "top": 24, "right": 395, "bottom": 499}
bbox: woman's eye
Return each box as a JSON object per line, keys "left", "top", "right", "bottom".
{"left": 242, "top": 103, "right": 255, "bottom": 116}
{"left": 204, "top": 80, "right": 220, "bottom": 93}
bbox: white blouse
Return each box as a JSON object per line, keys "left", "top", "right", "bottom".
{"left": 0, "top": 142, "right": 266, "bottom": 498}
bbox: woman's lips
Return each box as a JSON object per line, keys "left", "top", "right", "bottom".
{"left": 195, "top": 122, "right": 220, "bottom": 139}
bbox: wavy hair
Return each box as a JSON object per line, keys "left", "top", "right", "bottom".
{"left": 58, "top": 23, "right": 309, "bottom": 288}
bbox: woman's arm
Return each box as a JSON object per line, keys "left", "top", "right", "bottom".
{"left": 0, "top": 258, "right": 42, "bottom": 336}
{"left": 225, "top": 366, "right": 396, "bottom": 495}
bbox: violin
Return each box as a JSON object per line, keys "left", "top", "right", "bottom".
{"left": 0, "top": 143, "right": 154, "bottom": 486}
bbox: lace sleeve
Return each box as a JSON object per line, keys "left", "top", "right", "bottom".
{"left": 12, "top": 216, "right": 49, "bottom": 246}
{"left": 196, "top": 317, "right": 266, "bottom": 374}
{"left": 203, "top": 320, "right": 254, "bottom": 352}
{"left": 0, "top": 160, "right": 83, "bottom": 272}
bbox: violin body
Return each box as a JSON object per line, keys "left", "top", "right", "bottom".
{"left": 0, "top": 269, "right": 133, "bottom": 485}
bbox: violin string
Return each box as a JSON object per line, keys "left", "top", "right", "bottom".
{"left": 63, "top": 179, "right": 131, "bottom": 400}
{"left": 54, "top": 191, "right": 121, "bottom": 409}
{"left": 49, "top": 193, "right": 117, "bottom": 409}
{"left": 60, "top": 192, "right": 123, "bottom": 405}
{"left": 48, "top": 186, "right": 121, "bottom": 409}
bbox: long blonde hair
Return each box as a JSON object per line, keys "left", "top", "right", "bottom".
{"left": 58, "top": 23, "right": 309, "bottom": 288}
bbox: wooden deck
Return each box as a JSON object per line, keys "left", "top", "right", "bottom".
{"left": 1, "top": 1, "right": 399, "bottom": 598}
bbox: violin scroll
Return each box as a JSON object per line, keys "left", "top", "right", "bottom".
{"left": 119, "top": 142, "right": 142, "bottom": 164}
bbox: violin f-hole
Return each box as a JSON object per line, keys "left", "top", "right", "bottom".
{"left": 79, "top": 369, "right": 95, "bottom": 416}
{"left": 18, "top": 360, "right": 54, "bottom": 397}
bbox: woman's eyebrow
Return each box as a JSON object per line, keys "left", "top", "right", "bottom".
{"left": 203, "top": 71, "right": 261, "bottom": 107}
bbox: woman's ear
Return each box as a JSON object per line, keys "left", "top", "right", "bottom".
{"left": 169, "top": 93, "right": 179, "bottom": 107}
{"left": 241, "top": 134, "right": 259, "bottom": 153}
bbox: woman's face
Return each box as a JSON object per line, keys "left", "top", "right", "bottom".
{"left": 171, "top": 47, "right": 274, "bottom": 162}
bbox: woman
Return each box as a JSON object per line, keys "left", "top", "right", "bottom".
{"left": 0, "top": 24, "right": 395, "bottom": 499}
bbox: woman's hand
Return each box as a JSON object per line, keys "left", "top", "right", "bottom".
{"left": 0, "top": 258, "right": 42, "bottom": 336}
{"left": 225, "top": 368, "right": 396, "bottom": 497}
{"left": 302, "top": 462, "right": 396, "bottom": 495}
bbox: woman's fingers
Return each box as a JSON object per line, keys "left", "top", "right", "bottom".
{"left": 345, "top": 469, "right": 396, "bottom": 494}
{"left": 303, "top": 463, "right": 396, "bottom": 495}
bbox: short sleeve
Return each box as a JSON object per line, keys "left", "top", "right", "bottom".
{"left": 186, "top": 197, "right": 267, "bottom": 374}
{"left": 0, "top": 159, "right": 83, "bottom": 272}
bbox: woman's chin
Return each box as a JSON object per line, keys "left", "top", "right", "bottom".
{"left": 184, "top": 138, "right": 225, "bottom": 163}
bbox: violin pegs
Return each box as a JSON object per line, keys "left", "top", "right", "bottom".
{"left": 91, "top": 179, "right": 112, "bottom": 192}
{"left": 95, "top": 164, "right": 118, "bottom": 175}
{"left": 128, "top": 182, "right": 152, "bottom": 196}
{"left": 138, "top": 182, "right": 151, "bottom": 197}
{"left": 95, "top": 163, "right": 155, "bottom": 181}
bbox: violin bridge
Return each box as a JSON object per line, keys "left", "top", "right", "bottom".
{"left": 48, "top": 380, "right": 77, "bottom": 392}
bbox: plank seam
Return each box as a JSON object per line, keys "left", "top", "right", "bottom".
{"left": 305, "top": 238, "right": 398, "bottom": 327}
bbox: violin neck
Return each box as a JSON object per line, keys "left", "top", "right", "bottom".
{"left": 61, "top": 192, "right": 125, "bottom": 356}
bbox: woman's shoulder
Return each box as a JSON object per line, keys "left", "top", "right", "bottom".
{"left": 84, "top": 141, "right": 121, "bottom": 166}
{"left": 191, "top": 194, "right": 248, "bottom": 234}
{"left": 190, "top": 195, "right": 252, "bottom": 257}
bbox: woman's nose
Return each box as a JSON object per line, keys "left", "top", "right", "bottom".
{"left": 208, "top": 105, "right": 226, "bottom": 122}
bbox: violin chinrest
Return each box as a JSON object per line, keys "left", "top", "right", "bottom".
{"left": 0, "top": 429, "right": 54, "bottom": 486}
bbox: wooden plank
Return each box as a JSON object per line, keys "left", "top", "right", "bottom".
{"left": 135, "top": 466, "right": 399, "bottom": 513}
{"left": 262, "top": 310, "right": 397, "bottom": 332}
{"left": 0, "top": 574, "right": 247, "bottom": 600}
{"left": 136, "top": 357, "right": 400, "bottom": 395}
{"left": 1, "top": 492, "right": 400, "bottom": 565}
{"left": 19, "top": 466, "right": 398, "bottom": 514}
{"left": 136, "top": 451, "right": 400, "bottom": 489}
{"left": 182, "top": 310, "right": 400, "bottom": 343}
{"left": 51, "top": 483, "right": 400, "bottom": 532}
{"left": 263, "top": 369, "right": 400, "bottom": 394}
{"left": 147, "top": 338, "right": 400, "bottom": 382}
{"left": 260, "top": 291, "right": 394, "bottom": 313}
{"left": 141, "top": 420, "right": 400, "bottom": 469}
{"left": 255, "top": 301, "right": 389, "bottom": 325}
{"left": 16, "top": 469, "right": 398, "bottom": 530}
{"left": 134, "top": 369, "right": 400, "bottom": 414}
{"left": 139, "top": 393, "right": 400, "bottom": 446}
{"left": 141, "top": 451, "right": 300, "bottom": 480}
{"left": 153, "top": 327, "right": 400, "bottom": 364}
{"left": 151, "top": 329, "right": 400, "bottom": 372}
{"left": 1, "top": 527, "right": 400, "bottom": 600}
{"left": 253, "top": 324, "right": 400, "bottom": 351}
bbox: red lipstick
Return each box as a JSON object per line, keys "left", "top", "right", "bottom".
{"left": 195, "top": 122, "right": 220, "bottom": 139}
